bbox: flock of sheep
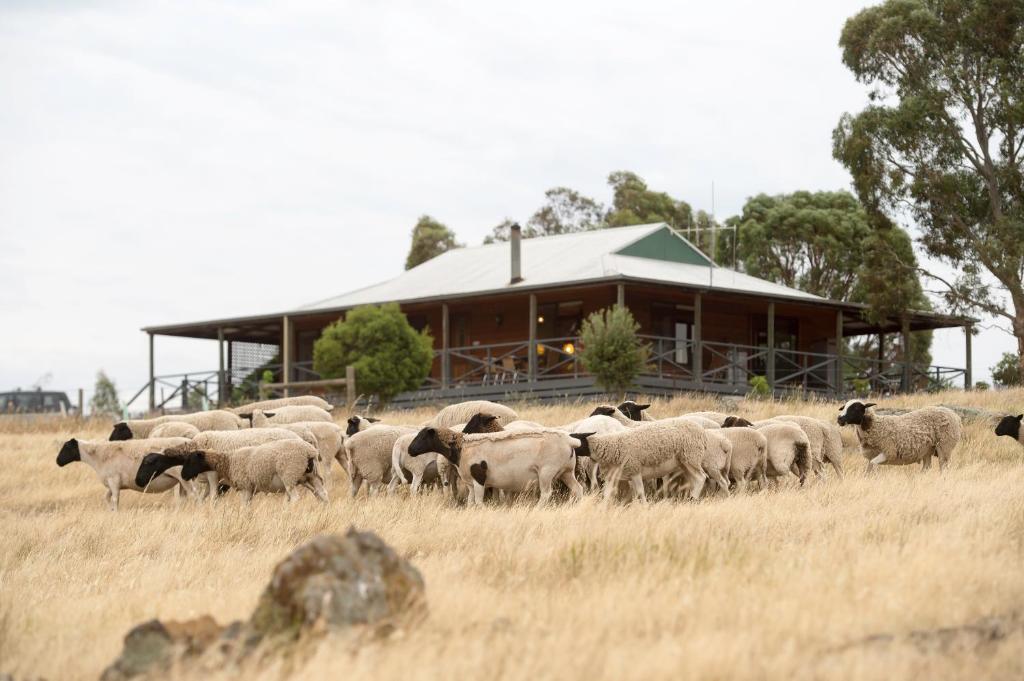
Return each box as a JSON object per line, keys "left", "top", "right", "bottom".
{"left": 52, "top": 392, "right": 1018, "bottom": 511}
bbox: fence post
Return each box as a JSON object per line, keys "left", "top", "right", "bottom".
{"left": 217, "top": 327, "right": 225, "bottom": 407}
{"left": 901, "top": 317, "right": 912, "bottom": 392}
{"left": 693, "top": 294, "right": 703, "bottom": 389}
{"left": 528, "top": 294, "right": 537, "bottom": 383}
{"left": 835, "top": 311, "right": 844, "bottom": 396}
{"left": 346, "top": 365, "right": 356, "bottom": 408}
{"left": 964, "top": 324, "right": 973, "bottom": 390}
{"left": 441, "top": 303, "right": 450, "bottom": 390}
{"left": 181, "top": 377, "right": 188, "bottom": 410}
{"left": 78, "top": 388, "right": 84, "bottom": 416}
{"left": 282, "top": 315, "right": 292, "bottom": 398}
{"left": 766, "top": 302, "right": 776, "bottom": 393}
{"left": 148, "top": 332, "right": 155, "bottom": 412}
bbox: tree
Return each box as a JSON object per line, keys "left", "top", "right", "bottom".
{"left": 405, "top": 215, "right": 461, "bottom": 269}
{"left": 991, "top": 352, "right": 1023, "bottom": 387}
{"left": 312, "top": 303, "right": 434, "bottom": 403}
{"left": 833, "top": 0, "right": 1024, "bottom": 374}
{"left": 90, "top": 371, "right": 120, "bottom": 416}
{"left": 483, "top": 218, "right": 534, "bottom": 244}
{"left": 578, "top": 306, "right": 649, "bottom": 394}
{"left": 606, "top": 171, "right": 694, "bottom": 233}
{"left": 528, "top": 187, "right": 606, "bottom": 236}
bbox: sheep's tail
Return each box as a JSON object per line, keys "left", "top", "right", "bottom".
{"left": 794, "top": 442, "right": 810, "bottom": 485}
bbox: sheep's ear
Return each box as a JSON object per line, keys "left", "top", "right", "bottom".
{"left": 1016, "top": 414, "right": 1023, "bottom": 421}
{"left": 637, "top": 403, "right": 651, "bottom": 411}
{"left": 483, "top": 414, "right": 498, "bottom": 423}
{"left": 263, "top": 412, "right": 276, "bottom": 418}
{"left": 366, "top": 417, "right": 380, "bottom": 423}
{"left": 863, "top": 403, "right": 877, "bottom": 409}
{"left": 238, "top": 413, "right": 253, "bottom": 421}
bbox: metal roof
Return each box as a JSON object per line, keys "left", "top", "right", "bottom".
{"left": 142, "top": 222, "right": 972, "bottom": 338}
{"left": 297, "top": 223, "right": 821, "bottom": 312}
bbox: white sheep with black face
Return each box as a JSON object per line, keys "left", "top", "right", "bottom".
{"left": 229, "top": 395, "right": 332, "bottom": 415}
{"left": 837, "top": 400, "right": 961, "bottom": 471}
{"left": 429, "top": 400, "right": 519, "bottom": 429}
{"left": 408, "top": 426, "right": 583, "bottom": 507}
{"left": 345, "top": 415, "right": 381, "bottom": 437}
{"left": 995, "top": 414, "right": 1024, "bottom": 446}
{"left": 108, "top": 410, "right": 245, "bottom": 441}
{"left": 56, "top": 437, "right": 192, "bottom": 511}
{"left": 344, "top": 425, "right": 417, "bottom": 497}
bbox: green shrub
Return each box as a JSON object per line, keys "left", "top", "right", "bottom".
{"left": 974, "top": 381, "right": 990, "bottom": 391}
{"left": 313, "top": 303, "right": 433, "bottom": 404}
{"left": 991, "top": 352, "right": 1022, "bottom": 387}
{"left": 851, "top": 378, "right": 870, "bottom": 395}
{"left": 578, "top": 306, "right": 648, "bottom": 394}
{"left": 747, "top": 375, "right": 770, "bottom": 399}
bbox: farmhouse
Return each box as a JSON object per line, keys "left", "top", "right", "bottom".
{"left": 139, "top": 224, "right": 973, "bottom": 408}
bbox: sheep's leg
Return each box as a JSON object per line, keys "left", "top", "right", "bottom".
{"left": 921, "top": 453, "right": 932, "bottom": 471}
{"left": 687, "top": 469, "right": 707, "bottom": 501}
{"left": 307, "top": 476, "right": 329, "bottom": 503}
{"left": 756, "top": 464, "right": 768, "bottom": 491}
{"left": 588, "top": 464, "right": 600, "bottom": 492}
{"left": 105, "top": 478, "right": 120, "bottom": 511}
{"left": 284, "top": 485, "right": 300, "bottom": 503}
{"left": 560, "top": 468, "right": 585, "bottom": 502}
{"left": 536, "top": 475, "right": 554, "bottom": 508}
{"left": 410, "top": 473, "right": 423, "bottom": 496}
{"left": 936, "top": 443, "right": 953, "bottom": 472}
{"left": 349, "top": 472, "right": 364, "bottom": 499}
{"left": 386, "top": 475, "right": 401, "bottom": 496}
{"left": 828, "top": 457, "right": 845, "bottom": 480}
{"left": 709, "top": 468, "right": 730, "bottom": 497}
{"left": 629, "top": 474, "right": 647, "bottom": 504}
{"left": 239, "top": 488, "right": 254, "bottom": 504}
{"left": 206, "top": 471, "right": 219, "bottom": 502}
{"left": 471, "top": 482, "right": 486, "bottom": 506}
{"left": 867, "top": 453, "right": 887, "bottom": 472}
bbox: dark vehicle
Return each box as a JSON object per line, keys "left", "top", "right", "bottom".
{"left": 0, "top": 389, "right": 74, "bottom": 414}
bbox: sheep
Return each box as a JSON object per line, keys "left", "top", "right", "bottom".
{"left": 408, "top": 426, "right": 583, "bottom": 507}
{"left": 504, "top": 419, "right": 547, "bottom": 431}
{"left": 148, "top": 422, "right": 201, "bottom": 439}
{"left": 995, "top": 414, "right": 1024, "bottom": 445}
{"left": 679, "top": 415, "right": 722, "bottom": 429}
{"left": 723, "top": 416, "right": 824, "bottom": 482}
{"left": 430, "top": 414, "right": 508, "bottom": 501}
{"left": 242, "top": 405, "right": 332, "bottom": 426}
{"left": 139, "top": 427, "right": 310, "bottom": 500}
{"left": 572, "top": 420, "right": 709, "bottom": 503}
{"left": 429, "top": 400, "right": 519, "bottom": 428}
{"left": 343, "top": 425, "right": 417, "bottom": 497}
{"left": 616, "top": 400, "right": 655, "bottom": 421}
{"left": 699, "top": 430, "right": 733, "bottom": 496}
{"left": 346, "top": 415, "right": 381, "bottom": 436}
{"left": 589, "top": 405, "right": 640, "bottom": 428}
{"left": 388, "top": 433, "right": 440, "bottom": 496}
{"left": 773, "top": 415, "right": 845, "bottom": 479}
{"left": 837, "top": 400, "right": 961, "bottom": 471}
{"left": 723, "top": 418, "right": 810, "bottom": 485}
{"left": 56, "top": 436, "right": 191, "bottom": 510}
{"left": 109, "top": 410, "right": 245, "bottom": 441}
{"left": 229, "top": 395, "right": 333, "bottom": 415}
{"left": 714, "top": 427, "right": 769, "bottom": 492}
{"left": 272, "top": 421, "right": 345, "bottom": 488}
{"left": 687, "top": 411, "right": 732, "bottom": 424}
{"left": 560, "top": 414, "right": 626, "bottom": 490}
{"left": 140, "top": 440, "right": 328, "bottom": 503}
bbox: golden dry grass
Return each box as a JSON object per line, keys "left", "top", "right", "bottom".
{"left": 2, "top": 390, "right": 1024, "bottom": 680}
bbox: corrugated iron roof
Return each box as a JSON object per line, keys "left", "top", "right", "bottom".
{"left": 297, "top": 223, "right": 822, "bottom": 312}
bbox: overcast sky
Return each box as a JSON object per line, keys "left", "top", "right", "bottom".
{"left": 0, "top": 0, "right": 1014, "bottom": 409}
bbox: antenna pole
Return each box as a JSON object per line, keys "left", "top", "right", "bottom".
{"left": 710, "top": 181, "right": 717, "bottom": 264}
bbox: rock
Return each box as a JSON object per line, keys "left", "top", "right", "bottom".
{"left": 246, "top": 528, "right": 426, "bottom": 645}
{"left": 100, "top": 528, "right": 425, "bottom": 679}
{"left": 875, "top": 405, "right": 997, "bottom": 422}
{"left": 829, "top": 613, "right": 1023, "bottom": 656}
{"left": 100, "top": 616, "right": 223, "bottom": 681}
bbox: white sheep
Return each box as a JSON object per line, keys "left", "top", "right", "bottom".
{"left": 572, "top": 420, "right": 709, "bottom": 503}
{"left": 148, "top": 422, "right": 201, "bottom": 439}
{"left": 56, "top": 437, "right": 191, "bottom": 510}
{"left": 679, "top": 415, "right": 722, "bottom": 429}
{"left": 686, "top": 411, "right": 732, "bottom": 425}
{"left": 388, "top": 433, "right": 440, "bottom": 496}
{"left": 142, "top": 427, "right": 311, "bottom": 500}
{"left": 243, "top": 405, "right": 333, "bottom": 426}
{"left": 229, "top": 395, "right": 332, "bottom": 415}
{"left": 724, "top": 416, "right": 822, "bottom": 482}
{"left": 837, "top": 400, "right": 961, "bottom": 471}
{"left": 429, "top": 400, "right": 519, "bottom": 428}
{"left": 560, "top": 414, "right": 627, "bottom": 490}
{"left": 408, "top": 426, "right": 583, "bottom": 507}
{"left": 344, "top": 425, "right": 417, "bottom": 497}
{"left": 995, "top": 414, "right": 1024, "bottom": 446}
{"left": 700, "top": 430, "right": 733, "bottom": 496}
{"left": 773, "top": 415, "right": 845, "bottom": 479}
{"left": 345, "top": 414, "right": 381, "bottom": 437}
{"left": 589, "top": 405, "right": 640, "bottom": 428}
{"left": 723, "top": 418, "right": 811, "bottom": 485}
{"left": 715, "top": 426, "right": 769, "bottom": 492}
{"left": 275, "top": 421, "right": 345, "bottom": 484}
{"left": 109, "top": 410, "right": 245, "bottom": 441}
{"left": 170, "top": 440, "right": 327, "bottom": 502}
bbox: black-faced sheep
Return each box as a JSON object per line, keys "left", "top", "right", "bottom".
{"left": 57, "top": 437, "right": 191, "bottom": 510}
{"left": 109, "top": 410, "right": 245, "bottom": 441}
{"left": 995, "top": 414, "right": 1024, "bottom": 446}
{"left": 837, "top": 400, "right": 961, "bottom": 471}
{"left": 408, "top": 426, "right": 582, "bottom": 507}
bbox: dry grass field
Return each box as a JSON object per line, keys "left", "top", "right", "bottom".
{"left": 2, "top": 390, "right": 1023, "bottom": 680}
